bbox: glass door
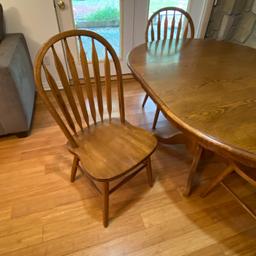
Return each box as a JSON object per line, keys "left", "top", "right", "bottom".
{"left": 53, "top": 0, "right": 213, "bottom": 75}
{"left": 54, "top": 0, "right": 135, "bottom": 74}
{"left": 147, "top": 0, "right": 214, "bottom": 39}
{"left": 74, "top": 1, "right": 120, "bottom": 54}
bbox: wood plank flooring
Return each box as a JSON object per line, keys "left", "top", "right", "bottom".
{"left": 0, "top": 80, "right": 255, "bottom": 256}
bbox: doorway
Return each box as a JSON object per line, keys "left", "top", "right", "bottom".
{"left": 54, "top": 0, "right": 213, "bottom": 74}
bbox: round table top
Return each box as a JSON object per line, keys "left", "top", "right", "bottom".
{"left": 128, "top": 39, "right": 256, "bottom": 167}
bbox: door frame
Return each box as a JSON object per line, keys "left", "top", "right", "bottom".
{"left": 187, "top": 0, "right": 214, "bottom": 38}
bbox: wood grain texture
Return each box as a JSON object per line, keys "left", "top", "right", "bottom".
{"left": 202, "top": 161, "right": 256, "bottom": 220}
{"left": 183, "top": 144, "right": 203, "bottom": 196}
{"left": 64, "top": 38, "right": 89, "bottom": 127}
{"left": 0, "top": 80, "right": 255, "bottom": 255}
{"left": 128, "top": 39, "right": 256, "bottom": 169}
{"left": 67, "top": 119, "right": 157, "bottom": 181}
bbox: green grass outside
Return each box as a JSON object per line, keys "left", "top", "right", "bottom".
{"left": 73, "top": 0, "right": 188, "bottom": 22}
{"left": 149, "top": 0, "right": 188, "bottom": 16}
{"left": 73, "top": 0, "right": 119, "bottom": 22}
{"left": 86, "top": 6, "right": 119, "bottom": 22}
{"left": 73, "top": 0, "right": 119, "bottom": 9}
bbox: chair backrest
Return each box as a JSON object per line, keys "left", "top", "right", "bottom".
{"left": 34, "top": 30, "right": 125, "bottom": 148}
{"left": 146, "top": 7, "right": 195, "bottom": 42}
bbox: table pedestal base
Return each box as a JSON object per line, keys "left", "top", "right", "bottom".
{"left": 155, "top": 132, "right": 186, "bottom": 145}
{"left": 155, "top": 132, "right": 203, "bottom": 196}
{"left": 183, "top": 144, "right": 203, "bottom": 196}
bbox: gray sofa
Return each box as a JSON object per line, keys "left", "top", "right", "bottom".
{"left": 0, "top": 4, "right": 35, "bottom": 137}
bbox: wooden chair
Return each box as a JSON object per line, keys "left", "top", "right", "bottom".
{"left": 34, "top": 30, "right": 157, "bottom": 227}
{"left": 202, "top": 161, "right": 256, "bottom": 220}
{"left": 142, "top": 7, "right": 195, "bottom": 129}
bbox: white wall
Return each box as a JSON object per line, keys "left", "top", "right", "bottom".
{"left": 1, "top": 0, "right": 59, "bottom": 63}
{"left": 188, "top": 0, "right": 214, "bottom": 38}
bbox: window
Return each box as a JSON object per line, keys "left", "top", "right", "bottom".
{"left": 72, "top": 0, "right": 120, "bottom": 59}
{"left": 149, "top": 0, "right": 189, "bottom": 17}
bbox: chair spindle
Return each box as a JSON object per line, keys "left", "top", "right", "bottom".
{"left": 151, "top": 22, "right": 155, "bottom": 42}
{"left": 157, "top": 13, "right": 161, "bottom": 40}
{"left": 78, "top": 36, "right": 97, "bottom": 124}
{"left": 92, "top": 38, "right": 104, "bottom": 122}
{"left": 176, "top": 15, "right": 182, "bottom": 42}
{"left": 64, "top": 38, "right": 89, "bottom": 128}
{"left": 164, "top": 10, "right": 168, "bottom": 40}
{"left": 43, "top": 64, "right": 77, "bottom": 134}
{"left": 183, "top": 20, "right": 189, "bottom": 39}
{"left": 170, "top": 11, "right": 176, "bottom": 40}
{"left": 52, "top": 46, "right": 83, "bottom": 131}
{"left": 104, "top": 48, "right": 112, "bottom": 120}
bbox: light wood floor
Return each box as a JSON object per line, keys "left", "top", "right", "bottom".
{"left": 0, "top": 80, "right": 256, "bottom": 256}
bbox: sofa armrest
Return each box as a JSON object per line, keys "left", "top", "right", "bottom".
{"left": 0, "top": 34, "right": 35, "bottom": 135}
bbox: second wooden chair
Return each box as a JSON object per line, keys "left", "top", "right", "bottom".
{"left": 142, "top": 7, "right": 195, "bottom": 129}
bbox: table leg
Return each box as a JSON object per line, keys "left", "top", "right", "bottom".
{"left": 183, "top": 144, "right": 203, "bottom": 196}
{"left": 156, "top": 132, "right": 204, "bottom": 196}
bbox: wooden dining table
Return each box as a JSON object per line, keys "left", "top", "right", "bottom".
{"left": 127, "top": 39, "right": 256, "bottom": 196}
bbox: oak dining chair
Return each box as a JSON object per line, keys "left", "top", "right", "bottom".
{"left": 202, "top": 161, "right": 256, "bottom": 220}
{"left": 34, "top": 30, "right": 157, "bottom": 227}
{"left": 142, "top": 7, "right": 195, "bottom": 129}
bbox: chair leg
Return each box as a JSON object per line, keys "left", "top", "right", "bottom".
{"left": 142, "top": 94, "right": 149, "bottom": 108}
{"left": 70, "top": 155, "right": 79, "bottom": 183}
{"left": 152, "top": 107, "right": 160, "bottom": 130}
{"left": 201, "top": 164, "right": 234, "bottom": 198}
{"left": 146, "top": 157, "right": 154, "bottom": 187}
{"left": 103, "top": 181, "right": 109, "bottom": 228}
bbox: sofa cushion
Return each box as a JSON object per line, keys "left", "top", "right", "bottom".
{"left": 0, "top": 4, "right": 4, "bottom": 42}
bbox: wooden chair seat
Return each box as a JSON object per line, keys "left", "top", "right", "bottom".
{"left": 68, "top": 119, "right": 157, "bottom": 181}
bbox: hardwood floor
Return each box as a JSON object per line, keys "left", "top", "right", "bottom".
{"left": 0, "top": 79, "right": 255, "bottom": 256}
